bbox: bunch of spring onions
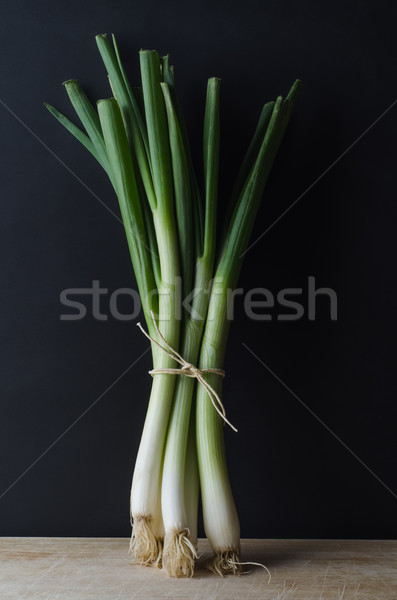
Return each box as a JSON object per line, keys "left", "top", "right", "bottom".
{"left": 46, "top": 34, "right": 301, "bottom": 578}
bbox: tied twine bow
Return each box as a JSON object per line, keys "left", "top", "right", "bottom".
{"left": 137, "top": 311, "right": 237, "bottom": 432}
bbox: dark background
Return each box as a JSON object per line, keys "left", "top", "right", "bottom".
{"left": 1, "top": 0, "right": 396, "bottom": 539}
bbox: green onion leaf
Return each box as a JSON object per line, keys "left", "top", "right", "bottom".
{"left": 96, "top": 34, "right": 156, "bottom": 210}
{"left": 44, "top": 103, "right": 106, "bottom": 169}
{"left": 161, "top": 82, "right": 194, "bottom": 301}
{"left": 62, "top": 80, "right": 113, "bottom": 182}
{"left": 219, "top": 80, "right": 302, "bottom": 286}
{"left": 139, "top": 50, "right": 174, "bottom": 217}
{"left": 203, "top": 77, "right": 221, "bottom": 263}
{"left": 97, "top": 98, "right": 158, "bottom": 326}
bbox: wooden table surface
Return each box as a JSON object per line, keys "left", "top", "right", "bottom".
{"left": 0, "top": 538, "right": 396, "bottom": 599}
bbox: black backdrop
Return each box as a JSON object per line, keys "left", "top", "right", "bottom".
{"left": 1, "top": 0, "right": 396, "bottom": 539}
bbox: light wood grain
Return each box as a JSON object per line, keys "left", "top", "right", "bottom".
{"left": 0, "top": 538, "right": 396, "bottom": 599}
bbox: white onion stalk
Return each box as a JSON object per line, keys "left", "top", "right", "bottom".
{"left": 195, "top": 83, "right": 302, "bottom": 574}
{"left": 160, "top": 364, "right": 201, "bottom": 577}
{"left": 160, "top": 318, "right": 204, "bottom": 577}
{"left": 160, "top": 374, "right": 198, "bottom": 576}
{"left": 196, "top": 283, "right": 241, "bottom": 575}
{"left": 129, "top": 309, "right": 178, "bottom": 566}
{"left": 129, "top": 48, "right": 181, "bottom": 566}
{"left": 160, "top": 78, "right": 220, "bottom": 577}
{"left": 184, "top": 407, "right": 199, "bottom": 547}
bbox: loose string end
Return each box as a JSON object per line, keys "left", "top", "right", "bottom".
{"left": 229, "top": 560, "right": 271, "bottom": 583}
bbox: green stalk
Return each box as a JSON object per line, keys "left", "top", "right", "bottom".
{"left": 47, "top": 38, "right": 181, "bottom": 565}
{"left": 196, "top": 288, "right": 237, "bottom": 557}
{"left": 220, "top": 101, "right": 275, "bottom": 246}
{"left": 44, "top": 102, "right": 109, "bottom": 173}
{"left": 98, "top": 37, "right": 162, "bottom": 300}
{"left": 96, "top": 34, "right": 156, "bottom": 210}
{"left": 63, "top": 80, "right": 111, "bottom": 174}
{"left": 130, "top": 49, "right": 182, "bottom": 562}
{"left": 196, "top": 80, "right": 302, "bottom": 573}
{"left": 137, "top": 49, "right": 180, "bottom": 355}
{"left": 160, "top": 78, "right": 220, "bottom": 577}
{"left": 96, "top": 99, "right": 157, "bottom": 323}
{"left": 161, "top": 56, "right": 204, "bottom": 260}
{"left": 160, "top": 82, "right": 194, "bottom": 301}
{"left": 46, "top": 90, "right": 159, "bottom": 337}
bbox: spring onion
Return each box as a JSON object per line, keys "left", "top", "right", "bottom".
{"left": 46, "top": 34, "right": 301, "bottom": 577}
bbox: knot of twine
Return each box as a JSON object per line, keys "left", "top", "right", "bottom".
{"left": 137, "top": 311, "right": 237, "bottom": 432}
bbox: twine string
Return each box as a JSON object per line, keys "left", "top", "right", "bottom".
{"left": 229, "top": 560, "right": 271, "bottom": 582}
{"left": 137, "top": 311, "right": 237, "bottom": 432}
